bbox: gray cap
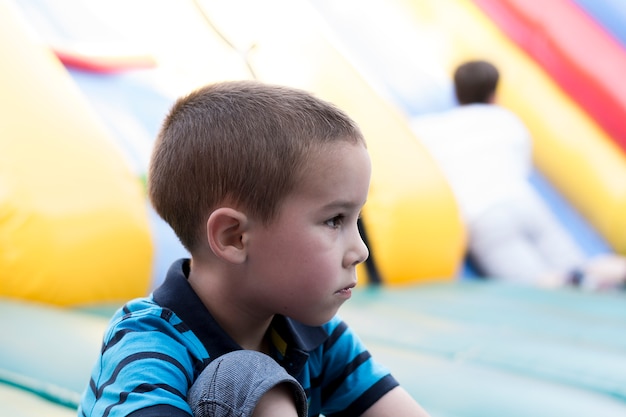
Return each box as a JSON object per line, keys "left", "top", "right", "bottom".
{"left": 188, "top": 350, "right": 308, "bottom": 417}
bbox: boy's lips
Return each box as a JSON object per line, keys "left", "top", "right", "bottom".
{"left": 336, "top": 281, "right": 357, "bottom": 296}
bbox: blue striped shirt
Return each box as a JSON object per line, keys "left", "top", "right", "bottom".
{"left": 78, "top": 259, "right": 398, "bottom": 417}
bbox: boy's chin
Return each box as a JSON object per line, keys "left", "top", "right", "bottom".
{"left": 288, "top": 309, "right": 341, "bottom": 327}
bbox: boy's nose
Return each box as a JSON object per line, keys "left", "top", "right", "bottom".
{"left": 346, "top": 225, "right": 370, "bottom": 268}
{"left": 355, "top": 237, "right": 370, "bottom": 266}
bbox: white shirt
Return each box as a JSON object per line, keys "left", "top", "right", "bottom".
{"left": 411, "top": 104, "right": 534, "bottom": 223}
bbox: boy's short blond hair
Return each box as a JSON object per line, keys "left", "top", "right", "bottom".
{"left": 148, "top": 80, "right": 365, "bottom": 253}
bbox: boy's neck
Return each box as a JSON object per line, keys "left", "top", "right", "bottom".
{"left": 187, "top": 258, "right": 274, "bottom": 353}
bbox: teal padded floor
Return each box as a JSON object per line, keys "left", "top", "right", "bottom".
{"left": 340, "top": 282, "right": 626, "bottom": 417}
{"left": 1, "top": 281, "right": 625, "bottom": 416}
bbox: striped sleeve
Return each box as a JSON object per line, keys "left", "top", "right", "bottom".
{"left": 316, "top": 316, "right": 399, "bottom": 417}
{"left": 78, "top": 300, "right": 208, "bottom": 417}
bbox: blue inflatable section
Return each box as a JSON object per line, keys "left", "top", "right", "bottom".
{"left": 68, "top": 69, "right": 189, "bottom": 287}
{"left": 528, "top": 171, "right": 611, "bottom": 256}
{"left": 573, "top": 0, "right": 626, "bottom": 49}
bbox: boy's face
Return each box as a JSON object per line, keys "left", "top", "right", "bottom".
{"left": 244, "top": 141, "right": 371, "bottom": 326}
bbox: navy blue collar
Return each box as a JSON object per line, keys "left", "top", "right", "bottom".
{"left": 152, "top": 258, "right": 328, "bottom": 376}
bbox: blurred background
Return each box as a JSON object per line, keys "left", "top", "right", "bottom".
{"left": 1, "top": 1, "right": 626, "bottom": 416}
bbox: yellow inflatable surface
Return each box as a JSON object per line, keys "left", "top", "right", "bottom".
{"left": 395, "top": 0, "right": 626, "bottom": 254}
{"left": 1, "top": 0, "right": 465, "bottom": 295}
{"left": 0, "top": 2, "right": 152, "bottom": 306}
{"left": 187, "top": 0, "right": 466, "bottom": 284}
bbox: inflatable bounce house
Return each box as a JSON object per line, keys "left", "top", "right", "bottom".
{"left": 1, "top": 0, "right": 625, "bottom": 416}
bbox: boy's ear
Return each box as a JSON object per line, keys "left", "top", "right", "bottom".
{"left": 206, "top": 208, "right": 249, "bottom": 264}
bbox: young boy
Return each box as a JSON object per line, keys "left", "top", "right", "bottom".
{"left": 411, "top": 60, "right": 626, "bottom": 289}
{"left": 78, "top": 81, "right": 431, "bottom": 417}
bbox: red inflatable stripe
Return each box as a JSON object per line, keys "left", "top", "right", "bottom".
{"left": 53, "top": 47, "right": 157, "bottom": 73}
{"left": 472, "top": 0, "right": 626, "bottom": 155}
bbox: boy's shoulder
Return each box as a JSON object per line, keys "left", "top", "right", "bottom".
{"left": 97, "top": 294, "right": 211, "bottom": 385}
{"left": 104, "top": 295, "right": 194, "bottom": 343}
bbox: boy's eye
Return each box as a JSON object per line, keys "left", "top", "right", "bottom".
{"left": 325, "top": 215, "right": 345, "bottom": 228}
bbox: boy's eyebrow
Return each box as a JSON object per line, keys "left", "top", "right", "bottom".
{"left": 322, "top": 200, "right": 367, "bottom": 211}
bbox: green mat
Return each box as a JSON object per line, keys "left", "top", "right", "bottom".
{"left": 1, "top": 281, "right": 625, "bottom": 417}
{"left": 339, "top": 281, "right": 626, "bottom": 417}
